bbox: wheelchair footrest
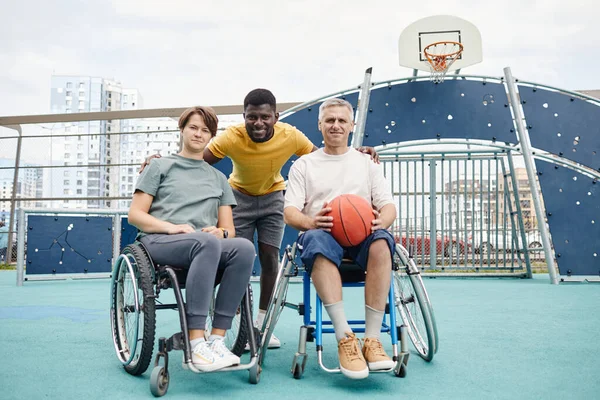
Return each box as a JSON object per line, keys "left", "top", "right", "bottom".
{"left": 166, "top": 332, "right": 185, "bottom": 352}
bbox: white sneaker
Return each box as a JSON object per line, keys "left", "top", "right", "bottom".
{"left": 185, "top": 340, "right": 233, "bottom": 372}
{"left": 210, "top": 337, "right": 240, "bottom": 367}
{"left": 245, "top": 326, "right": 282, "bottom": 351}
{"left": 267, "top": 333, "right": 281, "bottom": 349}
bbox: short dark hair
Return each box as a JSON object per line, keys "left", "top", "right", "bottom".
{"left": 178, "top": 106, "right": 219, "bottom": 137}
{"left": 243, "top": 88, "right": 276, "bottom": 111}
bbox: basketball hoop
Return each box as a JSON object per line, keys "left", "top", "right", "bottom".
{"left": 423, "top": 41, "right": 464, "bottom": 83}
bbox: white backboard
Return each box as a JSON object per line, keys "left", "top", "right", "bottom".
{"left": 399, "top": 15, "right": 483, "bottom": 73}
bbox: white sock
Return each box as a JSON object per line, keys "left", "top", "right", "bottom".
{"left": 364, "top": 305, "right": 385, "bottom": 340}
{"left": 208, "top": 334, "right": 225, "bottom": 342}
{"left": 256, "top": 309, "right": 266, "bottom": 327}
{"left": 190, "top": 337, "right": 205, "bottom": 349}
{"left": 324, "top": 301, "right": 353, "bottom": 342}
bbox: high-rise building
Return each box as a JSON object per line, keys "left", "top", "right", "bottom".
{"left": 50, "top": 76, "right": 142, "bottom": 209}
{"left": 0, "top": 158, "right": 43, "bottom": 223}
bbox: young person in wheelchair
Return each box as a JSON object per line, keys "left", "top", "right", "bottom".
{"left": 128, "top": 106, "right": 255, "bottom": 372}
{"left": 283, "top": 98, "right": 397, "bottom": 380}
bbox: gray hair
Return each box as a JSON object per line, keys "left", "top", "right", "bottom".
{"left": 318, "top": 98, "right": 354, "bottom": 121}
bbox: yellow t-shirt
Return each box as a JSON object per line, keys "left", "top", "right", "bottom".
{"left": 208, "top": 122, "right": 315, "bottom": 196}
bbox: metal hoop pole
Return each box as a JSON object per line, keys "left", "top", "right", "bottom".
{"left": 503, "top": 67, "right": 558, "bottom": 284}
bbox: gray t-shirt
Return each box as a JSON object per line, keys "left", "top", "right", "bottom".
{"left": 135, "top": 154, "right": 236, "bottom": 235}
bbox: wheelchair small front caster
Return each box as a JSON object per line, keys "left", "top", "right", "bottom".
{"left": 150, "top": 365, "right": 169, "bottom": 397}
{"left": 394, "top": 362, "right": 407, "bottom": 378}
{"left": 292, "top": 362, "right": 304, "bottom": 379}
{"left": 249, "top": 362, "right": 261, "bottom": 384}
{"left": 291, "top": 325, "right": 308, "bottom": 379}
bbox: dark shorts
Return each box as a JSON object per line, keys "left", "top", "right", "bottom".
{"left": 232, "top": 189, "right": 285, "bottom": 249}
{"left": 296, "top": 229, "right": 396, "bottom": 275}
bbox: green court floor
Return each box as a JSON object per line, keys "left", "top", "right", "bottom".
{"left": 1, "top": 271, "right": 598, "bottom": 400}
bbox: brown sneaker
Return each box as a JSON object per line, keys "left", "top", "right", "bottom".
{"left": 363, "top": 337, "right": 395, "bottom": 371}
{"left": 338, "top": 332, "right": 369, "bottom": 379}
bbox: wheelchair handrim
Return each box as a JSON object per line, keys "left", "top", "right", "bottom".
{"left": 393, "top": 271, "right": 431, "bottom": 358}
{"left": 111, "top": 253, "right": 142, "bottom": 366}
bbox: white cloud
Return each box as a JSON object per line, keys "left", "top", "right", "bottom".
{"left": 0, "top": 0, "right": 599, "bottom": 117}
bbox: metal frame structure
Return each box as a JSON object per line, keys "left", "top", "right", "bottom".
{"left": 3, "top": 71, "right": 599, "bottom": 283}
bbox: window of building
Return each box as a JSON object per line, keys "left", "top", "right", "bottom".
{"left": 63, "top": 189, "right": 70, "bottom": 195}
{"left": 79, "top": 101, "right": 85, "bottom": 108}
{"left": 77, "top": 171, "right": 83, "bottom": 177}
{"left": 77, "top": 180, "right": 82, "bottom": 185}
{"left": 64, "top": 171, "right": 70, "bottom": 176}
{"left": 66, "top": 82, "right": 72, "bottom": 89}
{"left": 66, "top": 91, "right": 72, "bottom": 97}
{"left": 79, "top": 91, "right": 85, "bottom": 97}
{"left": 79, "top": 82, "right": 84, "bottom": 89}
{"left": 66, "top": 108, "right": 71, "bottom": 113}
{"left": 64, "top": 153, "right": 71, "bottom": 158}
{"left": 77, "top": 153, "right": 83, "bottom": 159}
{"left": 66, "top": 99, "right": 72, "bottom": 106}
{"left": 64, "top": 180, "right": 70, "bottom": 185}
{"left": 76, "top": 189, "right": 82, "bottom": 195}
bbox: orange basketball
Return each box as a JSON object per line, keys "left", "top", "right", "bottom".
{"left": 327, "top": 194, "right": 374, "bottom": 247}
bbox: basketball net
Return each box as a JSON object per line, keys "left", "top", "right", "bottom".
{"left": 423, "top": 41, "right": 464, "bottom": 83}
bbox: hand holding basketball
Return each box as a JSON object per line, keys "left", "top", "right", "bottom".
{"left": 312, "top": 202, "right": 333, "bottom": 231}
{"left": 326, "top": 194, "right": 374, "bottom": 247}
{"left": 370, "top": 209, "right": 384, "bottom": 232}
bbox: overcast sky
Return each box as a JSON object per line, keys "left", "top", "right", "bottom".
{"left": 1, "top": 0, "right": 598, "bottom": 118}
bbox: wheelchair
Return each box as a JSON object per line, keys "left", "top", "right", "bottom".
{"left": 109, "top": 242, "right": 261, "bottom": 397}
{"left": 258, "top": 242, "right": 438, "bottom": 379}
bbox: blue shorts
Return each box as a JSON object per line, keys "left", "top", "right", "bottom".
{"left": 297, "top": 229, "right": 395, "bottom": 275}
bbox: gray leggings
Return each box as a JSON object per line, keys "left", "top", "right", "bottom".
{"left": 140, "top": 232, "right": 255, "bottom": 330}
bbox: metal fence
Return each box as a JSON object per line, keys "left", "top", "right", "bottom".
{"left": 382, "top": 149, "right": 545, "bottom": 275}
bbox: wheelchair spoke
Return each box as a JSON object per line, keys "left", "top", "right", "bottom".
{"left": 393, "top": 266, "right": 434, "bottom": 360}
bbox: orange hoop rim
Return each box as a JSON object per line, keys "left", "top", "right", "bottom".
{"left": 423, "top": 41, "right": 464, "bottom": 59}
{"left": 423, "top": 41, "right": 464, "bottom": 74}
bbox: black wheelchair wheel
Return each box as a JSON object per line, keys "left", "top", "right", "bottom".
{"left": 205, "top": 284, "right": 253, "bottom": 357}
{"left": 110, "top": 243, "right": 156, "bottom": 375}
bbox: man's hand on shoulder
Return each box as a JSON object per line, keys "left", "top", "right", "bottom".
{"left": 139, "top": 154, "right": 161, "bottom": 173}
{"left": 356, "top": 146, "right": 380, "bottom": 164}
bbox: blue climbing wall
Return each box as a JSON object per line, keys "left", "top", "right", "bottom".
{"left": 120, "top": 217, "right": 138, "bottom": 252}
{"left": 26, "top": 216, "right": 113, "bottom": 274}
{"left": 534, "top": 161, "right": 600, "bottom": 276}
{"left": 361, "top": 80, "right": 514, "bottom": 146}
{"left": 519, "top": 86, "right": 600, "bottom": 277}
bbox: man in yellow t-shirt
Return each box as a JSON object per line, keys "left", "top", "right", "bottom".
{"left": 203, "top": 89, "right": 313, "bottom": 348}
{"left": 204, "top": 89, "right": 377, "bottom": 349}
